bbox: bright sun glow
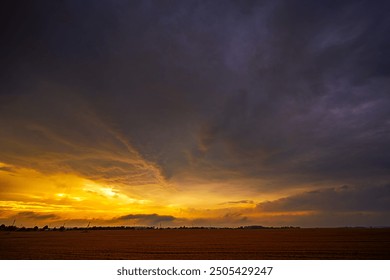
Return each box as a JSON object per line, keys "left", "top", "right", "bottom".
{"left": 0, "top": 162, "right": 307, "bottom": 227}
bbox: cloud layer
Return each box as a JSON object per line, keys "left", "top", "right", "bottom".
{"left": 1, "top": 0, "right": 390, "bottom": 226}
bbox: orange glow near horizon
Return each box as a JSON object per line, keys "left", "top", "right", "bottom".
{"left": 0, "top": 161, "right": 315, "bottom": 228}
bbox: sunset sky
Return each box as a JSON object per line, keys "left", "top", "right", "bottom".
{"left": 1, "top": 0, "right": 390, "bottom": 228}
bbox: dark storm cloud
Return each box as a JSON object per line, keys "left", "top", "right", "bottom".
{"left": 117, "top": 213, "right": 176, "bottom": 225}
{"left": 1, "top": 0, "right": 390, "bottom": 204}
{"left": 257, "top": 185, "right": 390, "bottom": 212}
{"left": 182, "top": 0, "right": 390, "bottom": 187}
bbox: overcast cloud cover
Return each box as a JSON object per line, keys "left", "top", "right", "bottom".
{"left": 1, "top": 0, "right": 390, "bottom": 227}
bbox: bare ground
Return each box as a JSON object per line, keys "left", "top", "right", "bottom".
{"left": 1, "top": 228, "right": 389, "bottom": 259}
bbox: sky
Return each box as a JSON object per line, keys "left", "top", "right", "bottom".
{"left": 1, "top": 0, "right": 390, "bottom": 228}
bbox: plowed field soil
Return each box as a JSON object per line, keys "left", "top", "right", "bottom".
{"left": 1, "top": 228, "right": 389, "bottom": 259}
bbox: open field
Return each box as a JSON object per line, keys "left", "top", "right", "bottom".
{"left": 1, "top": 228, "right": 389, "bottom": 259}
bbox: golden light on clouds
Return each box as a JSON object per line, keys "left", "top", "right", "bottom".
{"left": 0, "top": 162, "right": 162, "bottom": 224}
{"left": 0, "top": 160, "right": 288, "bottom": 227}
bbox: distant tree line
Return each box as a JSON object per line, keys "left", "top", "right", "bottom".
{"left": 0, "top": 223, "right": 300, "bottom": 231}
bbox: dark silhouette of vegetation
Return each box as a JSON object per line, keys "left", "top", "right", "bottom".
{"left": 0, "top": 224, "right": 305, "bottom": 232}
